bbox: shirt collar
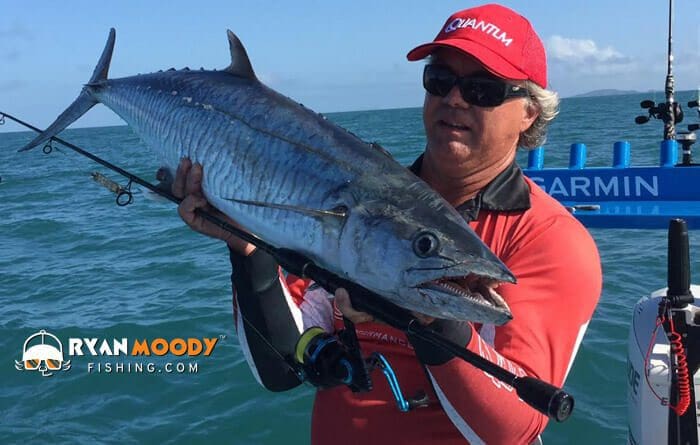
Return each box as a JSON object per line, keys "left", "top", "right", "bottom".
{"left": 409, "top": 154, "right": 531, "bottom": 220}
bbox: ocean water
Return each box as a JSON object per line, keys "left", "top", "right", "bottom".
{"left": 1, "top": 90, "right": 700, "bottom": 444}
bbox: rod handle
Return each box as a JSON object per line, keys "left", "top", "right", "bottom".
{"left": 513, "top": 376, "right": 574, "bottom": 422}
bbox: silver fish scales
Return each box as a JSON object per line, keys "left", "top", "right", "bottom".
{"left": 20, "top": 29, "right": 514, "bottom": 323}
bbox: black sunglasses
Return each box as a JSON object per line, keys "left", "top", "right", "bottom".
{"left": 423, "top": 64, "right": 529, "bottom": 107}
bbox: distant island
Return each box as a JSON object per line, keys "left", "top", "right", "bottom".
{"left": 571, "top": 89, "right": 642, "bottom": 98}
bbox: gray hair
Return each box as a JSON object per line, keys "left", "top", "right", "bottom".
{"left": 519, "top": 81, "right": 559, "bottom": 149}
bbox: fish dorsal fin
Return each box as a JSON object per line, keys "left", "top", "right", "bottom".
{"left": 225, "top": 30, "right": 256, "bottom": 79}
{"left": 225, "top": 197, "right": 347, "bottom": 219}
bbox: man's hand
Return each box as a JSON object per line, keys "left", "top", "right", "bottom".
{"left": 334, "top": 288, "right": 375, "bottom": 324}
{"left": 171, "top": 158, "right": 256, "bottom": 256}
{"left": 334, "top": 288, "right": 435, "bottom": 325}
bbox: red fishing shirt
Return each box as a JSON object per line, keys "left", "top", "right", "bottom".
{"left": 282, "top": 160, "right": 602, "bottom": 444}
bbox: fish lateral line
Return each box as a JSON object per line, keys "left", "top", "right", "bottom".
{"left": 225, "top": 197, "right": 348, "bottom": 218}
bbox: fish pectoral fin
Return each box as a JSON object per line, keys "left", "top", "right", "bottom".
{"left": 225, "top": 197, "right": 347, "bottom": 219}
{"left": 224, "top": 30, "right": 256, "bottom": 80}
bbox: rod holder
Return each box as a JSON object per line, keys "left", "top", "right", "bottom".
{"left": 660, "top": 139, "right": 678, "bottom": 167}
{"left": 613, "top": 141, "right": 631, "bottom": 168}
{"left": 528, "top": 147, "right": 544, "bottom": 170}
{"left": 569, "top": 143, "right": 586, "bottom": 169}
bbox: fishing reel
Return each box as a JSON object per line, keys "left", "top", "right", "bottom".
{"left": 294, "top": 327, "right": 369, "bottom": 391}
{"left": 677, "top": 100, "right": 699, "bottom": 165}
{"left": 635, "top": 99, "right": 684, "bottom": 126}
{"left": 293, "top": 326, "right": 429, "bottom": 412}
{"left": 687, "top": 100, "right": 700, "bottom": 133}
{"left": 635, "top": 99, "right": 700, "bottom": 165}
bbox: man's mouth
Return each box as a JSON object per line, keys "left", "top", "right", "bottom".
{"left": 439, "top": 119, "right": 470, "bottom": 131}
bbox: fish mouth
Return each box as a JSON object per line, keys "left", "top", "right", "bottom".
{"left": 416, "top": 274, "right": 512, "bottom": 324}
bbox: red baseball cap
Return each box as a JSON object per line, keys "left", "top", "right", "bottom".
{"left": 406, "top": 4, "right": 547, "bottom": 88}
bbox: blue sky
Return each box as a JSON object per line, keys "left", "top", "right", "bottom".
{"left": 1, "top": 0, "right": 699, "bottom": 132}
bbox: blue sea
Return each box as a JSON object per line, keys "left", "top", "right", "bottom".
{"left": 1, "top": 90, "right": 700, "bottom": 444}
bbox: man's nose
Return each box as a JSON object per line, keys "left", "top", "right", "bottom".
{"left": 442, "top": 84, "right": 470, "bottom": 108}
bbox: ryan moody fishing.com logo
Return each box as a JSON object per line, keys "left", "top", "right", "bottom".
{"left": 15, "top": 329, "right": 221, "bottom": 377}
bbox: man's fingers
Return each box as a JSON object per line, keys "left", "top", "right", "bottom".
{"left": 172, "top": 158, "right": 191, "bottom": 199}
{"left": 178, "top": 194, "right": 208, "bottom": 227}
{"left": 172, "top": 158, "right": 253, "bottom": 253}
{"left": 335, "top": 288, "right": 374, "bottom": 324}
{"left": 185, "top": 163, "right": 204, "bottom": 197}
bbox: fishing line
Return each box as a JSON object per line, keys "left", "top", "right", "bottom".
{"left": 1, "top": 110, "right": 574, "bottom": 421}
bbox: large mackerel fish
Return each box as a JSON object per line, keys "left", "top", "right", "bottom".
{"left": 21, "top": 29, "right": 515, "bottom": 323}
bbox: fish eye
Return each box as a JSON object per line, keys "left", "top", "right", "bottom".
{"left": 413, "top": 231, "right": 440, "bottom": 257}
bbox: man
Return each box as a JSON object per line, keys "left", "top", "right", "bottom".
{"left": 174, "top": 4, "right": 601, "bottom": 444}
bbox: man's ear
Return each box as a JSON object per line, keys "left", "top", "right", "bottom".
{"left": 520, "top": 101, "right": 539, "bottom": 132}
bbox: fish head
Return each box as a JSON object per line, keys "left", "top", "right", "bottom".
{"left": 339, "top": 194, "right": 515, "bottom": 324}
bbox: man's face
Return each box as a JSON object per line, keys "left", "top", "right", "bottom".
{"left": 422, "top": 47, "right": 538, "bottom": 177}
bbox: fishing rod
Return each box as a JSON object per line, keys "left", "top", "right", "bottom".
{"left": 635, "top": 0, "right": 684, "bottom": 141}
{"left": 664, "top": 0, "right": 677, "bottom": 140}
{"left": 2, "top": 110, "right": 574, "bottom": 422}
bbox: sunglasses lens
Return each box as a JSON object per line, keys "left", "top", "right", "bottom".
{"left": 460, "top": 78, "right": 507, "bottom": 107}
{"left": 46, "top": 359, "right": 62, "bottom": 370}
{"left": 25, "top": 359, "right": 41, "bottom": 370}
{"left": 423, "top": 65, "right": 457, "bottom": 97}
{"left": 423, "top": 64, "right": 521, "bottom": 107}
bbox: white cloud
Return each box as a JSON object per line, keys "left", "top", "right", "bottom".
{"left": 547, "top": 35, "right": 622, "bottom": 63}
{"left": 546, "top": 35, "right": 636, "bottom": 75}
{"left": 676, "top": 50, "right": 700, "bottom": 81}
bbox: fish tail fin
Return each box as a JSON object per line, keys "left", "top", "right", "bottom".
{"left": 87, "top": 28, "right": 115, "bottom": 85}
{"left": 18, "top": 90, "right": 98, "bottom": 152}
{"left": 19, "top": 28, "right": 116, "bottom": 152}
